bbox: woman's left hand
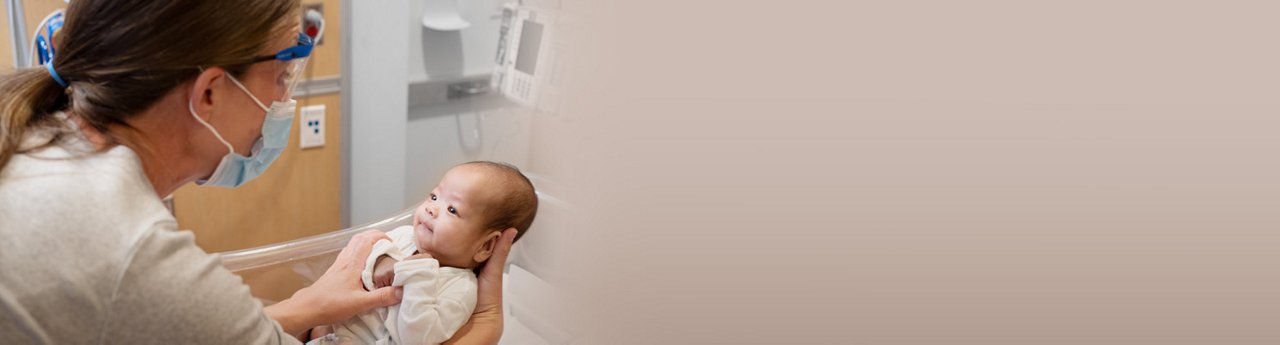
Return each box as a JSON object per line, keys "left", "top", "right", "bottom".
{"left": 443, "top": 228, "right": 518, "bottom": 345}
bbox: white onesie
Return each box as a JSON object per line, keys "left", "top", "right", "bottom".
{"left": 308, "top": 225, "right": 478, "bottom": 345}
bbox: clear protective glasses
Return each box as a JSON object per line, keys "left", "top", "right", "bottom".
{"left": 244, "top": 32, "right": 314, "bottom": 102}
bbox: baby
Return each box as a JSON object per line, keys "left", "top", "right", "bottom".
{"left": 308, "top": 161, "right": 537, "bottom": 345}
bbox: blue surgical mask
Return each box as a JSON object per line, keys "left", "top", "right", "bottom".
{"left": 189, "top": 74, "right": 296, "bottom": 188}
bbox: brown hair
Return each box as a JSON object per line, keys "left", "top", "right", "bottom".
{"left": 464, "top": 161, "right": 538, "bottom": 243}
{"left": 0, "top": 0, "right": 299, "bottom": 172}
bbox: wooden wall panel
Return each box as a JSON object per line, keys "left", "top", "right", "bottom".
{"left": 0, "top": 5, "right": 10, "bottom": 70}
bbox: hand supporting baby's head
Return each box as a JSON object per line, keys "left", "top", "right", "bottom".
{"left": 410, "top": 161, "right": 537, "bottom": 269}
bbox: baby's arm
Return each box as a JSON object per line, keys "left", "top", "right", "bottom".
{"left": 363, "top": 226, "right": 418, "bottom": 290}
{"left": 390, "top": 256, "right": 478, "bottom": 345}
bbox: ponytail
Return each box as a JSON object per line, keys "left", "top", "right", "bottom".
{"left": 0, "top": 67, "right": 72, "bottom": 171}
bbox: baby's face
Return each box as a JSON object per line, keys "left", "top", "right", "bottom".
{"left": 412, "top": 164, "right": 499, "bottom": 268}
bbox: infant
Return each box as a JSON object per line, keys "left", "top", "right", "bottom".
{"left": 308, "top": 161, "right": 537, "bottom": 345}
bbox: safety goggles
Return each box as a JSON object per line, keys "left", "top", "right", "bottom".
{"left": 245, "top": 32, "right": 314, "bottom": 102}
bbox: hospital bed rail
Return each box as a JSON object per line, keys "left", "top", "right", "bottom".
{"left": 218, "top": 209, "right": 415, "bottom": 273}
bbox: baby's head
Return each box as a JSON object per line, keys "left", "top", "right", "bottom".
{"left": 412, "top": 161, "right": 537, "bottom": 269}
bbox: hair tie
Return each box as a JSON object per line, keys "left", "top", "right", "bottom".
{"left": 45, "top": 63, "right": 68, "bottom": 88}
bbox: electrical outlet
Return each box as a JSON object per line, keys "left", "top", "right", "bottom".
{"left": 300, "top": 105, "right": 325, "bottom": 149}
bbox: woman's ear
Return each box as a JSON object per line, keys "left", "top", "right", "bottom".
{"left": 473, "top": 228, "right": 513, "bottom": 264}
{"left": 188, "top": 67, "right": 227, "bottom": 122}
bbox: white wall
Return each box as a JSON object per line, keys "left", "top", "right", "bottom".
{"left": 403, "top": 95, "right": 533, "bottom": 206}
{"left": 345, "top": 0, "right": 410, "bottom": 225}
{"left": 407, "top": 0, "right": 505, "bottom": 83}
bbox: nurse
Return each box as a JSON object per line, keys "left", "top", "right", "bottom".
{"left": 0, "top": 0, "right": 512, "bottom": 343}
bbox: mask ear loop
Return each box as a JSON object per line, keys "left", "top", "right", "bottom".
{"left": 225, "top": 74, "right": 272, "bottom": 112}
{"left": 189, "top": 100, "right": 236, "bottom": 155}
{"left": 189, "top": 67, "right": 236, "bottom": 154}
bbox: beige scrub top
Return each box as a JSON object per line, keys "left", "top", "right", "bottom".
{"left": 0, "top": 115, "right": 300, "bottom": 344}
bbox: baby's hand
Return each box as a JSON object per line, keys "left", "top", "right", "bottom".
{"left": 371, "top": 255, "right": 397, "bottom": 289}
{"left": 308, "top": 325, "right": 334, "bottom": 341}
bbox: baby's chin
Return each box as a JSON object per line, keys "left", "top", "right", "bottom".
{"left": 413, "top": 223, "right": 434, "bottom": 253}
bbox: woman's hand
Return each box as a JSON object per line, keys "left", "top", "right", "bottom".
{"left": 444, "top": 228, "right": 518, "bottom": 345}
{"left": 265, "top": 230, "right": 404, "bottom": 338}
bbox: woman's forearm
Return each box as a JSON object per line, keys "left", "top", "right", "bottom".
{"left": 264, "top": 293, "right": 318, "bottom": 340}
{"left": 443, "top": 313, "right": 503, "bottom": 345}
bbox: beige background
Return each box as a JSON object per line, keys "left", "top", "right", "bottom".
{"left": 537, "top": 0, "right": 1280, "bottom": 344}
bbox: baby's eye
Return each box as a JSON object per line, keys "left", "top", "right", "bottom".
{"left": 448, "top": 206, "right": 458, "bottom": 215}
{"left": 430, "top": 194, "right": 437, "bottom": 201}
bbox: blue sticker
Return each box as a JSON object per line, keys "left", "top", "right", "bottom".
{"left": 35, "top": 36, "right": 50, "bottom": 65}
{"left": 45, "top": 12, "right": 64, "bottom": 59}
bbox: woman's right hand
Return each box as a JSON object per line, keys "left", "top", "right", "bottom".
{"left": 265, "top": 230, "right": 404, "bottom": 338}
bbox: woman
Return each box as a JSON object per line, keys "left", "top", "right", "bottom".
{"left": 0, "top": 0, "right": 510, "bottom": 343}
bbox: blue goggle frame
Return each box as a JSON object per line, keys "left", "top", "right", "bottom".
{"left": 249, "top": 33, "right": 314, "bottom": 64}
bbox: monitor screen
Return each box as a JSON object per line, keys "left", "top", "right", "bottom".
{"left": 515, "top": 20, "right": 544, "bottom": 75}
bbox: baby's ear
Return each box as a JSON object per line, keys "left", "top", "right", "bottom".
{"left": 473, "top": 228, "right": 510, "bottom": 264}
